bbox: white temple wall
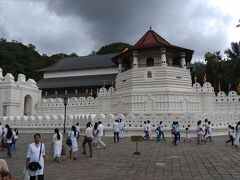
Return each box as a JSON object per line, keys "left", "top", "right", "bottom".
{"left": 0, "top": 112, "right": 239, "bottom": 136}
{"left": 0, "top": 70, "right": 42, "bottom": 116}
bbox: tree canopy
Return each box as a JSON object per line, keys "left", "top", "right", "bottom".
{"left": 95, "top": 42, "right": 132, "bottom": 55}
{"left": 191, "top": 42, "right": 240, "bottom": 94}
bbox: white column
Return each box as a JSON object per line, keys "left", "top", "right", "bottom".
{"left": 132, "top": 51, "right": 138, "bottom": 69}
{"left": 180, "top": 52, "right": 186, "bottom": 68}
{"left": 118, "top": 58, "right": 123, "bottom": 73}
{"left": 160, "top": 48, "right": 167, "bottom": 66}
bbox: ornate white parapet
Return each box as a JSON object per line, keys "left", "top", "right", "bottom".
{"left": 4, "top": 73, "right": 15, "bottom": 83}
{"left": 17, "top": 74, "right": 26, "bottom": 85}
{"left": 180, "top": 52, "right": 186, "bottom": 68}
{"left": 160, "top": 48, "right": 167, "bottom": 66}
{"left": 132, "top": 51, "right": 138, "bottom": 69}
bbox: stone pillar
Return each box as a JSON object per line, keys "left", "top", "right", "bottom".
{"left": 160, "top": 48, "right": 167, "bottom": 66}
{"left": 180, "top": 52, "right": 186, "bottom": 68}
{"left": 132, "top": 51, "right": 138, "bottom": 69}
{"left": 0, "top": 68, "right": 3, "bottom": 82}
{"left": 118, "top": 58, "right": 123, "bottom": 73}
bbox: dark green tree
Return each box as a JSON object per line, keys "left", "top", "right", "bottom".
{"left": 96, "top": 42, "right": 132, "bottom": 55}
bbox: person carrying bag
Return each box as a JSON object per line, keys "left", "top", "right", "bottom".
{"left": 26, "top": 134, "right": 45, "bottom": 180}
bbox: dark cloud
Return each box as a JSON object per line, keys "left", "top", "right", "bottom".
{"left": 0, "top": 0, "right": 233, "bottom": 60}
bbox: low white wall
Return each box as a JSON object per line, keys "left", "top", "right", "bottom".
{"left": 0, "top": 112, "right": 239, "bottom": 136}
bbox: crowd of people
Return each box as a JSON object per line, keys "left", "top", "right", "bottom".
{"left": 0, "top": 118, "right": 239, "bottom": 179}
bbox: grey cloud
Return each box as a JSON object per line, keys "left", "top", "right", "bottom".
{"left": 43, "top": 0, "right": 231, "bottom": 60}
{"left": 0, "top": 0, "right": 233, "bottom": 60}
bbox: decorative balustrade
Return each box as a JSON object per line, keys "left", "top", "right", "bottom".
{"left": 1, "top": 112, "right": 238, "bottom": 132}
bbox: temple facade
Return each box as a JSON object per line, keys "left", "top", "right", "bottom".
{"left": 0, "top": 29, "right": 239, "bottom": 135}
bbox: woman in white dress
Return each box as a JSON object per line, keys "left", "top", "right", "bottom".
{"left": 26, "top": 133, "right": 45, "bottom": 180}
{"left": 235, "top": 121, "right": 240, "bottom": 148}
{"left": 68, "top": 126, "right": 78, "bottom": 160}
{"left": 52, "top": 128, "right": 63, "bottom": 162}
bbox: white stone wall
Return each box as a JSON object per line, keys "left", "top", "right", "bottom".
{"left": 0, "top": 69, "right": 42, "bottom": 116}
{"left": 0, "top": 112, "right": 239, "bottom": 136}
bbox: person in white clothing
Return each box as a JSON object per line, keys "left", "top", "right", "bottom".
{"left": 206, "top": 121, "right": 213, "bottom": 142}
{"left": 203, "top": 119, "right": 208, "bottom": 137}
{"left": 196, "top": 120, "right": 206, "bottom": 144}
{"left": 12, "top": 128, "right": 19, "bottom": 151}
{"left": 68, "top": 126, "right": 78, "bottom": 160}
{"left": 119, "top": 119, "right": 124, "bottom": 139}
{"left": 26, "top": 133, "right": 45, "bottom": 180}
{"left": 143, "top": 121, "right": 148, "bottom": 140}
{"left": 184, "top": 127, "right": 190, "bottom": 142}
{"left": 235, "top": 121, "right": 240, "bottom": 148}
{"left": 52, "top": 128, "right": 63, "bottom": 162}
{"left": 226, "top": 125, "right": 235, "bottom": 145}
{"left": 75, "top": 123, "right": 80, "bottom": 140}
{"left": 92, "top": 122, "right": 98, "bottom": 146}
{"left": 147, "top": 120, "right": 152, "bottom": 140}
{"left": 82, "top": 122, "right": 93, "bottom": 158}
{"left": 96, "top": 121, "right": 106, "bottom": 149}
{"left": 4, "top": 124, "right": 14, "bottom": 158}
{"left": 113, "top": 120, "right": 120, "bottom": 143}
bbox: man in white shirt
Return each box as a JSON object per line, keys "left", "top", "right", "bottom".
{"left": 113, "top": 120, "right": 120, "bottom": 143}
{"left": 82, "top": 122, "right": 93, "bottom": 158}
{"left": 96, "top": 121, "right": 106, "bottom": 149}
{"left": 119, "top": 119, "right": 124, "bottom": 139}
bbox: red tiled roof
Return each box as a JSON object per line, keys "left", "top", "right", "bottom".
{"left": 133, "top": 29, "right": 171, "bottom": 49}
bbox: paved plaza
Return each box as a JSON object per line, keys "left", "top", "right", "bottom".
{"left": 1, "top": 134, "right": 240, "bottom": 180}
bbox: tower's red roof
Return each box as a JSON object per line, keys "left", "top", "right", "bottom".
{"left": 133, "top": 29, "right": 171, "bottom": 49}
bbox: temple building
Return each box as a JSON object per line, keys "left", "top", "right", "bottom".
{"left": 0, "top": 28, "right": 239, "bottom": 135}
{"left": 37, "top": 53, "right": 118, "bottom": 98}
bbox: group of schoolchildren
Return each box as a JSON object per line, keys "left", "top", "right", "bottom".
{"left": 141, "top": 118, "right": 240, "bottom": 148}
{"left": 142, "top": 119, "right": 214, "bottom": 145}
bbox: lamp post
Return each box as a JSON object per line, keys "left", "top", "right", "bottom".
{"left": 63, "top": 97, "right": 68, "bottom": 133}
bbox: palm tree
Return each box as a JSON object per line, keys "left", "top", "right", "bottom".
{"left": 224, "top": 42, "right": 240, "bottom": 87}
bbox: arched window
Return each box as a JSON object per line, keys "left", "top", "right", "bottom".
{"left": 147, "top": 71, "right": 152, "bottom": 78}
{"left": 24, "top": 95, "right": 33, "bottom": 116}
{"left": 146, "top": 57, "right": 154, "bottom": 67}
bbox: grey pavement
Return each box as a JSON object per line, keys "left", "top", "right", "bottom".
{"left": 1, "top": 134, "right": 240, "bottom": 180}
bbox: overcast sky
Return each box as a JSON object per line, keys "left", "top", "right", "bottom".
{"left": 0, "top": 0, "right": 239, "bottom": 61}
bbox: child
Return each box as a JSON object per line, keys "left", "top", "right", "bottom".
{"left": 196, "top": 120, "right": 206, "bottom": 144}
{"left": 226, "top": 125, "right": 235, "bottom": 145}
{"left": 156, "top": 121, "right": 165, "bottom": 142}
{"left": 203, "top": 119, "right": 208, "bottom": 137}
{"left": 184, "top": 127, "right": 190, "bottom": 142}
{"left": 206, "top": 121, "right": 213, "bottom": 142}
{"left": 12, "top": 128, "right": 19, "bottom": 151}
